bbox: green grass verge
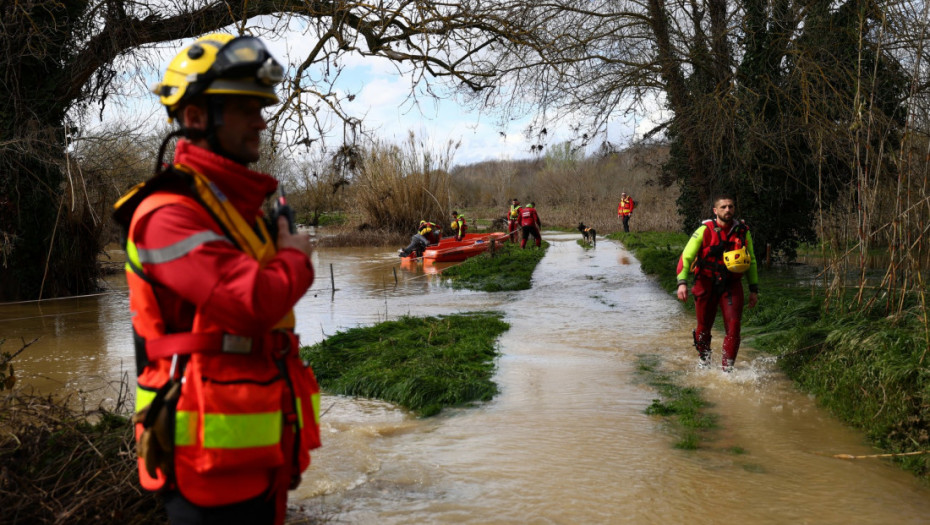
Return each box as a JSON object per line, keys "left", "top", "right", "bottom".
{"left": 441, "top": 241, "right": 549, "bottom": 292}
{"left": 612, "top": 230, "right": 930, "bottom": 480}
{"left": 575, "top": 239, "right": 595, "bottom": 250}
{"left": 636, "top": 354, "right": 717, "bottom": 450}
{"left": 300, "top": 312, "right": 509, "bottom": 417}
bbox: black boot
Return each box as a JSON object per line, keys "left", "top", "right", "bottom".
{"left": 693, "top": 330, "right": 712, "bottom": 369}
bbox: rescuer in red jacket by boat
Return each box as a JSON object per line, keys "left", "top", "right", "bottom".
{"left": 519, "top": 202, "right": 542, "bottom": 248}
{"left": 451, "top": 211, "right": 468, "bottom": 241}
{"left": 399, "top": 220, "right": 442, "bottom": 257}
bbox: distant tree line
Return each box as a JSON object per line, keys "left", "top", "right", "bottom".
{"left": 1, "top": 0, "right": 928, "bottom": 306}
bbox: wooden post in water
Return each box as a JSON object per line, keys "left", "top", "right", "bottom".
{"left": 393, "top": 267, "right": 398, "bottom": 286}
{"left": 330, "top": 263, "right": 335, "bottom": 300}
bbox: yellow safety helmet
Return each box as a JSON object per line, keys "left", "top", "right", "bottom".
{"left": 151, "top": 33, "right": 283, "bottom": 119}
{"left": 723, "top": 246, "right": 751, "bottom": 273}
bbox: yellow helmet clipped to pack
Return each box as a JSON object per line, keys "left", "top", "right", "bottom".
{"left": 723, "top": 246, "right": 751, "bottom": 273}
{"left": 152, "top": 33, "right": 284, "bottom": 119}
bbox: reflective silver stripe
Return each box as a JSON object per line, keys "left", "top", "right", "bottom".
{"left": 136, "top": 231, "right": 230, "bottom": 264}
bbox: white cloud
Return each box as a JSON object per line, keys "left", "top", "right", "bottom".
{"left": 79, "top": 25, "right": 662, "bottom": 168}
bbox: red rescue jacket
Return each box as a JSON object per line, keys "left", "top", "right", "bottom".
{"left": 520, "top": 207, "right": 540, "bottom": 227}
{"left": 617, "top": 197, "right": 635, "bottom": 216}
{"left": 113, "top": 141, "right": 321, "bottom": 508}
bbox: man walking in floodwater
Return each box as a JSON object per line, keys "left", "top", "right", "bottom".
{"left": 113, "top": 33, "right": 321, "bottom": 525}
{"left": 675, "top": 194, "right": 759, "bottom": 372}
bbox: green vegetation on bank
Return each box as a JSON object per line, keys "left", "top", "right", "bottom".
{"left": 636, "top": 355, "right": 717, "bottom": 450}
{"left": 441, "top": 241, "right": 549, "bottom": 292}
{"left": 300, "top": 312, "right": 509, "bottom": 417}
{"left": 611, "top": 231, "right": 930, "bottom": 480}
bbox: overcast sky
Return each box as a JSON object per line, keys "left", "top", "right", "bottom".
{"left": 88, "top": 29, "right": 664, "bottom": 168}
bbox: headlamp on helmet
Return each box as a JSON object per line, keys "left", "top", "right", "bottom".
{"left": 152, "top": 33, "right": 284, "bottom": 120}
{"left": 723, "top": 247, "right": 751, "bottom": 273}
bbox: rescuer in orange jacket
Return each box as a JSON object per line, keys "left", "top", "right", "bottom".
{"left": 112, "top": 34, "right": 320, "bottom": 525}
{"left": 675, "top": 194, "right": 759, "bottom": 372}
{"left": 617, "top": 192, "right": 635, "bottom": 232}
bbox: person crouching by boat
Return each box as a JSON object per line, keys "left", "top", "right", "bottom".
{"left": 450, "top": 211, "right": 468, "bottom": 241}
{"left": 519, "top": 202, "right": 541, "bottom": 248}
{"left": 399, "top": 220, "right": 442, "bottom": 258}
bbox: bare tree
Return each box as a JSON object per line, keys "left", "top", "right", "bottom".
{"left": 0, "top": 0, "right": 550, "bottom": 300}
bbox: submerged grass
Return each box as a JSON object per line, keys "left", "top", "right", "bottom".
{"left": 614, "top": 230, "right": 930, "bottom": 480}
{"left": 300, "top": 312, "right": 509, "bottom": 417}
{"left": 441, "top": 241, "right": 549, "bottom": 292}
{"left": 636, "top": 355, "right": 717, "bottom": 449}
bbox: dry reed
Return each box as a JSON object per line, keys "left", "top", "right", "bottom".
{"left": 0, "top": 388, "right": 164, "bottom": 524}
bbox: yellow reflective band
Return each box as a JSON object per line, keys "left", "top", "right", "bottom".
{"left": 135, "top": 386, "right": 157, "bottom": 413}
{"left": 312, "top": 393, "right": 320, "bottom": 425}
{"left": 202, "top": 411, "right": 282, "bottom": 449}
{"left": 126, "top": 238, "right": 141, "bottom": 269}
{"left": 176, "top": 410, "right": 197, "bottom": 446}
{"left": 295, "top": 394, "right": 321, "bottom": 428}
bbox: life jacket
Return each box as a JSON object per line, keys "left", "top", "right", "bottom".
{"left": 678, "top": 219, "right": 749, "bottom": 280}
{"left": 113, "top": 165, "right": 321, "bottom": 507}
{"left": 418, "top": 221, "right": 442, "bottom": 245}
{"left": 509, "top": 204, "right": 521, "bottom": 220}
{"left": 618, "top": 197, "right": 634, "bottom": 215}
{"left": 451, "top": 216, "right": 467, "bottom": 237}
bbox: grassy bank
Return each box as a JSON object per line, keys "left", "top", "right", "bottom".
{"left": 441, "top": 241, "right": 549, "bottom": 292}
{"left": 636, "top": 354, "right": 718, "bottom": 450}
{"left": 300, "top": 312, "right": 509, "bottom": 417}
{"left": 610, "top": 231, "right": 930, "bottom": 480}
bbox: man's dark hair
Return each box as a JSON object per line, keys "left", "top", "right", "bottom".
{"left": 713, "top": 194, "right": 735, "bottom": 206}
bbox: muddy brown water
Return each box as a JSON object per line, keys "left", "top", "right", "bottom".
{"left": 3, "top": 232, "right": 929, "bottom": 523}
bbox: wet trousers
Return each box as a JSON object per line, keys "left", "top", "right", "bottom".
{"left": 163, "top": 490, "right": 275, "bottom": 525}
{"left": 520, "top": 225, "right": 541, "bottom": 248}
{"left": 400, "top": 234, "right": 429, "bottom": 257}
{"left": 692, "top": 276, "right": 744, "bottom": 368}
{"left": 508, "top": 219, "right": 519, "bottom": 243}
{"left": 620, "top": 214, "right": 631, "bottom": 232}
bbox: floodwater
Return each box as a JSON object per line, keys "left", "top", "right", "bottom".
{"left": 3, "top": 232, "right": 929, "bottom": 523}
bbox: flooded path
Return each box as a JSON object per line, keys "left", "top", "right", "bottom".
{"left": 3, "top": 232, "right": 929, "bottom": 523}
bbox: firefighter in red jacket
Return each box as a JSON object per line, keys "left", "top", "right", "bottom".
{"left": 112, "top": 34, "right": 320, "bottom": 525}
{"left": 676, "top": 194, "right": 759, "bottom": 372}
{"left": 519, "top": 202, "right": 542, "bottom": 248}
{"left": 617, "top": 192, "right": 635, "bottom": 232}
